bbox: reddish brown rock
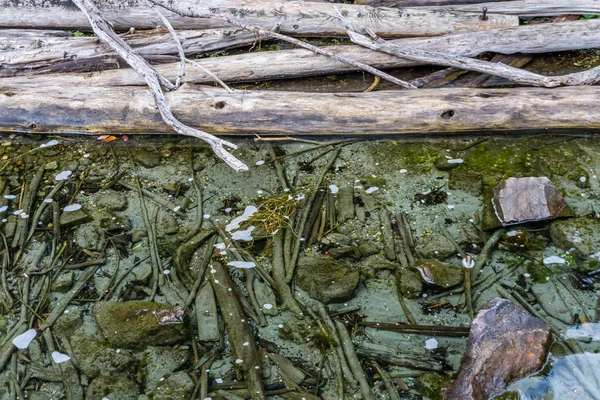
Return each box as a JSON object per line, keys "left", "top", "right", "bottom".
{"left": 446, "top": 298, "right": 552, "bottom": 400}
{"left": 492, "top": 177, "right": 565, "bottom": 226}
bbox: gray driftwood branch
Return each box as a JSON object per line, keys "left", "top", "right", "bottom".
{"left": 71, "top": 0, "right": 248, "bottom": 171}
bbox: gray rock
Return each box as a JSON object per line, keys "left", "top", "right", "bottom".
{"left": 60, "top": 208, "right": 92, "bottom": 229}
{"left": 98, "top": 213, "right": 132, "bottom": 232}
{"left": 360, "top": 254, "right": 397, "bottom": 279}
{"left": 50, "top": 271, "right": 73, "bottom": 293}
{"left": 447, "top": 298, "right": 552, "bottom": 400}
{"left": 158, "top": 213, "right": 179, "bottom": 236}
{"left": 140, "top": 346, "right": 191, "bottom": 392}
{"left": 132, "top": 229, "right": 148, "bottom": 243}
{"left": 93, "top": 301, "right": 188, "bottom": 349}
{"left": 296, "top": 255, "right": 359, "bottom": 304}
{"left": 71, "top": 335, "right": 138, "bottom": 378}
{"left": 149, "top": 371, "right": 195, "bottom": 400}
{"left": 74, "top": 224, "right": 105, "bottom": 252}
{"left": 322, "top": 233, "right": 352, "bottom": 246}
{"left": 328, "top": 246, "right": 356, "bottom": 259}
{"left": 53, "top": 309, "right": 83, "bottom": 337}
{"left": 95, "top": 190, "right": 128, "bottom": 211}
{"left": 86, "top": 376, "right": 139, "bottom": 400}
{"left": 414, "top": 232, "right": 457, "bottom": 260}
{"left": 550, "top": 217, "right": 600, "bottom": 259}
{"left": 133, "top": 150, "right": 161, "bottom": 168}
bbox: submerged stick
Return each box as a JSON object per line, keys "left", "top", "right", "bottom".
{"left": 209, "top": 261, "right": 267, "bottom": 400}
{"left": 335, "top": 320, "right": 375, "bottom": 400}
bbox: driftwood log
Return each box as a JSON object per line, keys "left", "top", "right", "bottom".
{"left": 0, "top": 0, "right": 518, "bottom": 36}
{"left": 0, "top": 28, "right": 263, "bottom": 77}
{"left": 1, "top": 85, "right": 599, "bottom": 135}
{"left": 4, "top": 19, "right": 599, "bottom": 83}
{"left": 356, "top": 0, "right": 600, "bottom": 16}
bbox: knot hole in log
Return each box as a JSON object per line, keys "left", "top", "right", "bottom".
{"left": 440, "top": 109, "right": 455, "bottom": 120}
{"left": 214, "top": 101, "right": 226, "bottom": 110}
{"left": 27, "top": 122, "right": 39, "bottom": 130}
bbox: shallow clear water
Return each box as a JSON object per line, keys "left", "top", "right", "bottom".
{"left": 1, "top": 135, "right": 600, "bottom": 400}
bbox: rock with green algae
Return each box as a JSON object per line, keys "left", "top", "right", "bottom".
{"left": 93, "top": 301, "right": 188, "bottom": 349}
{"left": 133, "top": 149, "right": 161, "bottom": 168}
{"left": 86, "top": 376, "right": 139, "bottom": 400}
{"left": 414, "top": 373, "right": 452, "bottom": 400}
{"left": 414, "top": 232, "right": 457, "bottom": 260}
{"left": 94, "top": 190, "right": 128, "bottom": 211}
{"left": 53, "top": 309, "right": 83, "bottom": 337}
{"left": 397, "top": 267, "right": 423, "bottom": 299}
{"left": 71, "top": 335, "right": 138, "bottom": 378}
{"left": 550, "top": 217, "right": 600, "bottom": 259}
{"left": 296, "top": 255, "right": 359, "bottom": 304}
{"left": 140, "top": 346, "right": 191, "bottom": 392}
{"left": 411, "top": 259, "right": 464, "bottom": 289}
{"left": 148, "top": 371, "right": 195, "bottom": 400}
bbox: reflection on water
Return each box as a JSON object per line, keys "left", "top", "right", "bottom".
{"left": 509, "top": 353, "right": 600, "bottom": 400}
{"left": 0, "top": 135, "right": 599, "bottom": 399}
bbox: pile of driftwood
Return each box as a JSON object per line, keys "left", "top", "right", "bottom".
{"left": 1, "top": 0, "right": 600, "bottom": 169}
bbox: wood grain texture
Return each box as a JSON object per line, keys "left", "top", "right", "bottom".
{"left": 4, "top": 20, "right": 599, "bottom": 84}
{"left": 0, "top": 0, "right": 518, "bottom": 36}
{"left": 356, "top": 0, "right": 600, "bottom": 16}
{"left": 5, "top": 20, "right": 600, "bottom": 87}
{"left": 1, "top": 85, "right": 599, "bottom": 135}
{"left": 0, "top": 28, "right": 263, "bottom": 77}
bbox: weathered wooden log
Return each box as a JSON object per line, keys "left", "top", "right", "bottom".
{"left": 0, "top": 0, "right": 517, "bottom": 36}
{"left": 356, "top": 0, "right": 512, "bottom": 5}
{"left": 357, "top": 0, "right": 600, "bottom": 16}
{"left": 1, "top": 85, "right": 599, "bottom": 135}
{"left": 5, "top": 19, "right": 599, "bottom": 84}
{"left": 0, "top": 28, "right": 263, "bottom": 77}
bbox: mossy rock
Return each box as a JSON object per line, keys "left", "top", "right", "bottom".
{"left": 133, "top": 150, "right": 161, "bottom": 168}
{"left": 414, "top": 373, "right": 452, "bottom": 400}
{"left": 86, "top": 376, "right": 139, "bottom": 400}
{"left": 414, "top": 232, "right": 457, "bottom": 260}
{"left": 550, "top": 217, "right": 600, "bottom": 259}
{"left": 397, "top": 267, "right": 423, "bottom": 299}
{"left": 93, "top": 301, "right": 188, "bottom": 349}
{"left": 296, "top": 255, "right": 359, "bottom": 304}
{"left": 71, "top": 335, "right": 138, "bottom": 378}
{"left": 149, "top": 371, "right": 195, "bottom": 400}
{"left": 410, "top": 259, "right": 464, "bottom": 289}
{"left": 140, "top": 346, "right": 191, "bottom": 392}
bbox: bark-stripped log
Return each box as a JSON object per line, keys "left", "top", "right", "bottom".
{"left": 4, "top": 20, "right": 600, "bottom": 84}
{"left": 0, "top": 28, "right": 264, "bottom": 77}
{"left": 356, "top": 0, "right": 600, "bottom": 16}
{"left": 0, "top": 0, "right": 518, "bottom": 36}
{"left": 1, "top": 85, "right": 599, "bottom": 135}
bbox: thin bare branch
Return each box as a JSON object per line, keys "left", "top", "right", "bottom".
{"left": 345, "top": 29, "right": 600, "bottom": 88}
{"left": 148, "top": 1, "right": 185, "bottom": 87}
{"left": 149, "top": 0, "right": 417, "bottom": 89}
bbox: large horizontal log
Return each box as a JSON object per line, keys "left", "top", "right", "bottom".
{"left": 5, "top": 19, "right": 600, "bottom": 85}
{"left": 0, "top": 0, "right": 517, "bottom": 36}
{"left": 356, "top": 0, "right": 512, "bottom": 5}
{"left": 356, "top": 0, "right": 600, "bottom": 16}
{"left": 1, "top": 85, "right": 599, "bottom": 135}
{"left": 0, "top": 28, "right": 261, "bottom": 77}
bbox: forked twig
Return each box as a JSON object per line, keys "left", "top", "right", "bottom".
{"left": 149, "top": 0, "right": 416, "bottom": 89}
{"left": 71, "top": 0, "right": 248, "bottom": 171}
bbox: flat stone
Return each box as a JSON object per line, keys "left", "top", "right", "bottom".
{"left": 59, "top": 208, "right": 92, "bottom": 229}
{"left": 550, "top": 217, "right": 600, "bottom": 259}
{"left": 86, "top": 376, "right": 139, "bottom": 400}
{"left": 94, "top": 190, "right": 128, "bottom": 211}
{"left": 71, "top": 335, "right": 138, "bottom": 378}
{"left": 52, "top": 309, "right": 83, "bottom": 337}
{"left": 446, "top": 298, "right": 552, "bottom": 400}
{"left": 74, "top": 224, "right": 104, "bottom": 252}
{"left": 296, "top": 255, "right": 359, "bottom": 304}
{"left": 93, "top": 301, "right": 187, "bottom": 349}
{"left": 491, "top": 177, "right": 569, "bottom": 226}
